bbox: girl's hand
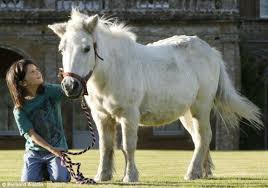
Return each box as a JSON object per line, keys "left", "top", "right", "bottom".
{"left": 28, "top": 129, "right": 63, "bottom": 158}
{"left": 57, "top": 68, "right": 64, "bottom": 82}
{"left": 49, "top": 147, "right": 63, "bottom": 158}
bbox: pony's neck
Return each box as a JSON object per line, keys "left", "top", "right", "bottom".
{"left": 94, "top": 26, "right": 137, "bottom": 70}
{"left": 88, "top": 27, "right": 138, "bottom": 93}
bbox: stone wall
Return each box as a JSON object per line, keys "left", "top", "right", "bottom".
{"left": 0, "top": 4, "right": 241, "bottom": 150}
{"left": 239, "top": 19, "right": 268, "bottom": 149}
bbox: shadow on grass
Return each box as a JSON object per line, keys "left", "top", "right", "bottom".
{"left": 62, "top": 177, "right": 268, "bottom": 187}
{"left": 206, "top": 176, "right": 268, "bottom": 181}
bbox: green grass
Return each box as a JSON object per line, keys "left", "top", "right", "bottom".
{"left": 0, "top": 150, "right": 267, "bottom": 187}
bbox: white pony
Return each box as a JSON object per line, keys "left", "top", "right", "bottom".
{"left": 48, "top": 10, "right": 262, "bottom": 182}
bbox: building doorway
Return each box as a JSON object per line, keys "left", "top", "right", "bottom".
{"left": 0, "top": 47, "right": 24, "bottom": 149}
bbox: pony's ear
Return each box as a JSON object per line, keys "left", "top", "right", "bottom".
{"left": 48, "top": 22, "right": 67, "bottom": 38}
{"left": 83, "top": 15, "right": 98, "bottom": 33}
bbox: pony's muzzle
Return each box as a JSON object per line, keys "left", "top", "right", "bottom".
{"left": 61, "top": 77, "right": 83, "bottom": 98}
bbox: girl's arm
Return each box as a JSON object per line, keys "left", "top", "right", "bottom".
{"left": 28, "top": 128, "right": 62, "bottom": 158}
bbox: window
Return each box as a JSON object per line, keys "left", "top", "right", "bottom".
{"left": 153, "top": 121, "right": 184, "bottom": 136}
{"left": 72, "top": 100, "right": 98, "bottom": 149}
{"left": 0, "top": 79, "right": 19, "bottom": 135}
{"left": 260, "top": 0, "right": 268, "bottom": 18}
{"left": 136, "top": 0, "right": 169, "bottom": 9}
{"left": 0, "top": 0, "right": 23, "bottom": 9}
{"left": 56, "top": 0, "right": 102, "bottom": 11}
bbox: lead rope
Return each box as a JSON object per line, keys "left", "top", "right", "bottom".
{"left": 60, "top": 96, "right": 96, "bottom": 184}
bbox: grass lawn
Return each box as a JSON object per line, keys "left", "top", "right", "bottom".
{"left": 0, "top": 150, "right": 267, "bottom": 187}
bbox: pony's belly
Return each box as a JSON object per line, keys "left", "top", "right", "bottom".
{"left": 139, "top": 107, "right": 187, "bottom": 126}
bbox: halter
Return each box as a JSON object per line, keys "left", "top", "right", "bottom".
{"left": 62, "top": 42, "right": 104, "bottom": 96}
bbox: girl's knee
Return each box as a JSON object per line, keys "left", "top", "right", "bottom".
{"left": 21, "top": 175, "right": 43, "bottom": 182}
{"left": 50, "top": 170, "right": 71, "bottom": 182}
{"left": 51, "top": 174, "right": 70, "bottom": 182}
{"left": 47, "top": 156, "right": 71, "bottom": 182}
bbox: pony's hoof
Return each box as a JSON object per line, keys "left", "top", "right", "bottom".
{"left": 203, "top": 170, "right": 213, "bottom": 178}
{"left": 123, "top": 175, "right": 138, "bottom": 183}
{"left": 94, "top": 173, "right": 112, "bottom": 182}
{"left": 122, "top": 172, "right": 139, "bottom": 183}
{"left": 184, "top": 172, "right": 202, "bottom": 180}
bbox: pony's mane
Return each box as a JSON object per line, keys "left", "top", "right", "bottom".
{"left": 67, "top": 9, "right": 137, "bottom": 41}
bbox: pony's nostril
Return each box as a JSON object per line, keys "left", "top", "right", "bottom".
{"left": 62, "top": 79, "right": 73, "bottom": 92}
{"left": 73, "top": 81, "right": 79, "bottom": 90}
{"left": 61, "top": 77, "right": 82, "bottom": 98}
{"left": 66, "top": 84, "right": 72, "bottom": 91}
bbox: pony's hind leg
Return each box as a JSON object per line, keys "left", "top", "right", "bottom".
{"left": 181, "top": 106, "right": 212, "bottom": 180}
{"left": 179, "top": 110, "right": 214, "bottom": 178}
{"left": 179, "top": 110, "right": 194, "bottom": 136}
{"left": 93, "top": 112, "right": 117, "bottom": 182}
{"left": 120, "top": 107, "right": 139, "bottom": 182}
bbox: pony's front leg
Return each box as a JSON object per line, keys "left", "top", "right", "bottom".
{"left": 203, "top": 150, "right": 214, "bottom": 177}
{"left": 120, "top": 108, "right": 139, "bottom": 182}
{"left": 93, "top": 112, "right": 117, "bottom": 182}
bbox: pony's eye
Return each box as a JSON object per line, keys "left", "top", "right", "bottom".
{"left": 83, "top": 46, "right": 91, "bottom": 53}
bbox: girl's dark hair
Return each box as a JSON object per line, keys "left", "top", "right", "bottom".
{"left": 6, "top": 59, "right": 43, "bottom": 108}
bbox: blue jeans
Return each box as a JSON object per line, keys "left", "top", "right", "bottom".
{"left": 21, "top": 150, "right": 71, "bottom": 182}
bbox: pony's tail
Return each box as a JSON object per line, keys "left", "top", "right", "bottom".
{"left": 213, "top": 50, "right": 263, "bottom": 130}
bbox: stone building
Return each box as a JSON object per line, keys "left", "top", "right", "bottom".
{"left": 0, "top": 0, "right": 265, "bottom": 150}
{"left": 239, "top": 0, "right": 268, "bottom": 150}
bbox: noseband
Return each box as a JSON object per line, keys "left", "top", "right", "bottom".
{"left": 62, "top": 42, "right": 103, "bottom": 96}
